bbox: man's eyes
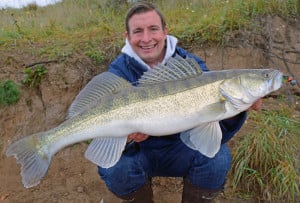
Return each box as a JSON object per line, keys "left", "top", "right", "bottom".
{"left": 133, "top": 29, "right": 142, "bottom": 34}
{"left": 150, "top": 27, "right": 159, "bottom": 31}
{"left": 132, "top": 27, "right": 160, "bottom": 34}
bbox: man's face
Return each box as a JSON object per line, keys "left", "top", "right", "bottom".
{"left": 126, "top": 10, "right": 168, "bottom": 67}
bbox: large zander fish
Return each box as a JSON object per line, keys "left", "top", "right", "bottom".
{"left": 6, "top": 56, "right": 283, "bottom": 188}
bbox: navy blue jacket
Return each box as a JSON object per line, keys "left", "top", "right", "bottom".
{"left": 108, "top": 46, "right": 247, "bottom": 144}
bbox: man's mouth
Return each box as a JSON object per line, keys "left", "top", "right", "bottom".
{"left": 140, "top": 44, "right": 156, "bottom": 49}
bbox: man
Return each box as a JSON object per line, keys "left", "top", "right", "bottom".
{"left": 97, "top": 1, "right": 261, "bottom": 202}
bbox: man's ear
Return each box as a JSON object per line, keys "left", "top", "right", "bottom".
{"left": 164, "top": 26, "right": 168, "bottom": 35}
{"left": 125, "top": 31, "right": 129, "bottom": 40}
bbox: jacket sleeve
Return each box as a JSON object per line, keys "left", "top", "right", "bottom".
{"left": 108, "top": 54, "right": 147, "bottom": 84}
{"left": 108, "top": 54, "right": 130, "bottom": 79}
{"left": 219, "top": 112, "right": 247, "bottom": 144}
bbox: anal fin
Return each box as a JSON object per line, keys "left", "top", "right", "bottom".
{"left": 85, "top": 137, "right": 127, "bottom": 168}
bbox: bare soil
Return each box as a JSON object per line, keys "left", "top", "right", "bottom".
{"left": 0, "top": 16, "right": 299, "bottom": 203}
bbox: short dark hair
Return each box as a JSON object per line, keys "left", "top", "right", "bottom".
{"left": 125, "top": 1, "right": 166, "bottom": 33}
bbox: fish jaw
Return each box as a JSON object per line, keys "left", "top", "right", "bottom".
{"left": 271, "top": 70, "right": 283, "bottom": 92}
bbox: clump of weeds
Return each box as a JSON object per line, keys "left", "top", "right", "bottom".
{"left": 230, "top": 107, "right": 300, "bottom": 202}
{"left": 22, "top": 65, "right": 47, "bottom": 88}
{"left": 0, "top": 80, "right": 20, "bottom": 106}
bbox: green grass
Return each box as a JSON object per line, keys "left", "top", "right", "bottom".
{"left": 0, "top": 0, "right": 298, "bottom": 61}
{"left": 0, "top": 80, "right": 20, "bottom": 106}
{"left": 23, "top": 65, "right": 48, "bottom": 88}
{"left": 230, "top": 107, "right": 300, "bottom": 202}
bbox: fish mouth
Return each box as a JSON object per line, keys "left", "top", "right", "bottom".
{"left": 272, "top": 70, "right": 283, "bottom": 91}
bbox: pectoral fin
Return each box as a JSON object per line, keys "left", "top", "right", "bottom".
{"left": 85, "top": 137, "right": 127, "bottom": 168}
{"left": 180, "top": 122, "right": 222, "bottom": 158}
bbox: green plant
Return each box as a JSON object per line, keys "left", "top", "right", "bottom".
{"left": 23, "top": 65, "right": 48, "bottom": 88}
{"left": 230, "top": 107, "right": 300, "bottom": 202}
{"left": 85, "top": 50, "right": 104, "bottom": 64}
{"left": 0, "top": 80, "right": 20, "bottom": 106}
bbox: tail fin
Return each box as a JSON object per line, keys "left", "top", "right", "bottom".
{"left": 6, "top": 133, "right": 52, "bottom": 188}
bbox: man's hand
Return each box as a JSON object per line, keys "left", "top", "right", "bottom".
{"left": 248, "top": 98, "right": 263, "bottom": 111}
{"left": 127, "top": 133, "right": 149, "bottom": 142}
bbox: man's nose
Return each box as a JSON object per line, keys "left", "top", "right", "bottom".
{"left": 141, "top": 30, "right": 151, "bottom": 42}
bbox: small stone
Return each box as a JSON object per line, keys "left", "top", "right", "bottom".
{"left": 77, "top": 186, "right": 84, "bottom": 193}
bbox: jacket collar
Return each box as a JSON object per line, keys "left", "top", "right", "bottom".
{"left": 121, "top": 35, "right": 178, "bottom": 70}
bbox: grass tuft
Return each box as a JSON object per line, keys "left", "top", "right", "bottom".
{"left": 0, "top": 80, "right": 20, "bottom": 106}
{"left": 230, "top": 107, "right": 300, "bottom": 202}
{"left": 23, "top": 65, "right": 48, "bottom": 88}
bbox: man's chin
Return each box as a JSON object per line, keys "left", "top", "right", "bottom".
{"left": 140, "top": 54, "right": 155, "bottom": 61}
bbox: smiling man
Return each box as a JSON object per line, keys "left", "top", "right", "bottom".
{"left": 125, "top": 8, "right": 167, "bottom": 67}
{"left": 92, "top": 1, "right": 260, "bottom": 203}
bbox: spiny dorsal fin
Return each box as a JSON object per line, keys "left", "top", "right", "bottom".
{"left": 138, "top": 55, "right": 203, "bottom": 85}
{"left": 67, "top": 72, "right": 131, "bottom": 119}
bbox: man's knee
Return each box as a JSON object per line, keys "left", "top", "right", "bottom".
{"left": 187, "top": 144, "right": 231, "bottom": 189}
{"left": 97, "top": 154, "right": 148, "bottom": 196}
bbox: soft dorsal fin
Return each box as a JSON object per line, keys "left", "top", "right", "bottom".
{"left": 67, "top": 72, "right": 131, "bottom": 119}
{"left": 138, "top": 55, "right": 203, "bottom": 85}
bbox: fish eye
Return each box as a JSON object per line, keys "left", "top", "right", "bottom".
{"left": 264, "top": 73, "right": 270, "bottom": 78}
